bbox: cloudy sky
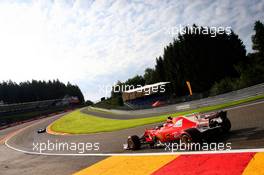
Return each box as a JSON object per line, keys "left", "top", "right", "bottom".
{"left": 0, "top": 0, "right": 263, "bottom": 101}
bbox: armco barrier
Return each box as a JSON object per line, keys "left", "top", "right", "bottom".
{"left": 91, "top": 83, "right": 264, "bottom": 115}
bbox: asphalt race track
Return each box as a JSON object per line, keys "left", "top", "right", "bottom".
{"left": 0, "top": 115, "right": 106, "bottom": 175}
{"left": 1, "top": 100, "right": 264, "bottom": 174}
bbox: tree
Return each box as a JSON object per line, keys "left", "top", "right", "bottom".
{"left": 125, "top": 75, "right": 145, "bottom": 86}
{"left": 252, "top": 21, "right": 264, "bottom": 56}
{"left": 155, "top": 56, "right": 166, "bottom": 82}
{"left": 143, "top": 68, "right": 156, "bottom": 84}
{"left": 154, "top": 25, "right": 246, "bottom": 96}
{"left": 211, "top": 20, "right": 264, "bottom": 93}
{"left": 0, "top": 80, "right": 85, "bottom": 104}
{"left": 239, "top": 21, "right": 264, "bottom": 85}
{"left": 85, "top": 100, "right": 94, "bottom": 106}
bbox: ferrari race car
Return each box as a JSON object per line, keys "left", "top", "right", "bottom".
{"left": 125, "top": 111, "right": 231, "bottom": 150}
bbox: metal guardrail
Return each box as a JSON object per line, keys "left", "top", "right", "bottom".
{"left": 0, "top": 98, "right": 63, "bottom": 114}
{"left": 94, "top": 83, "right": 264, "bottom": 115}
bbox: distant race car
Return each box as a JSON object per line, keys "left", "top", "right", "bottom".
{"left": 124, "top": 111, "right": 231, "bottom": 150}
{"left": 37, "top": 128, "right": 46, "bottom": 133}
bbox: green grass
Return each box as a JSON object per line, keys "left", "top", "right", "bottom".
{"left": 50, "top": 94, "right": 264, "bottom": 134}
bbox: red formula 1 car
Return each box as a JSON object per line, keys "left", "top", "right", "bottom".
{"left": 125, "top": 111, "right": 231, "bottom": 150}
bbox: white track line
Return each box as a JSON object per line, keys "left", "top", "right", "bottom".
{"left": 4, "top": 100, "right": 264, "bottom": 156}
{"left": 223, "top": 100, "right": 264, "bottom": 111}
{"left": 4, "top": 139, "right": 264, "bottom": 156}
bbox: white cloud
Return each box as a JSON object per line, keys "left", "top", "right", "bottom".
{"left": 0, "top": 0, "right": 263, "bottom": 101}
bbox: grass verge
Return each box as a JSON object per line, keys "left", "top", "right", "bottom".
{"left": 51, "top": 94, "right": 264, "bottom": 134}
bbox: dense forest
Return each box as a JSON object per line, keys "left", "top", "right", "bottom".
{"left": 0, "top": 80, "right": 84, "bottom": 104}
{"left": 110, "top": 21, "right": 264, "bottom": 103}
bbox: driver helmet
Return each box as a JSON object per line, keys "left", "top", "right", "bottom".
{"left": 166, "top": 116, "right": 173, "bottom": 123}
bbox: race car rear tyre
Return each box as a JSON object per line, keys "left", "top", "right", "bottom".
{"left": 127, "top": 135, "right": 141, "bottom": 150}
{"left": 222, "top": 118, "right": 231, "bottom": 133}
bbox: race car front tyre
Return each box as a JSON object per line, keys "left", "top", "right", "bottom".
{"left": 127, "top": 135, "right": 141, "bottom": 150}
